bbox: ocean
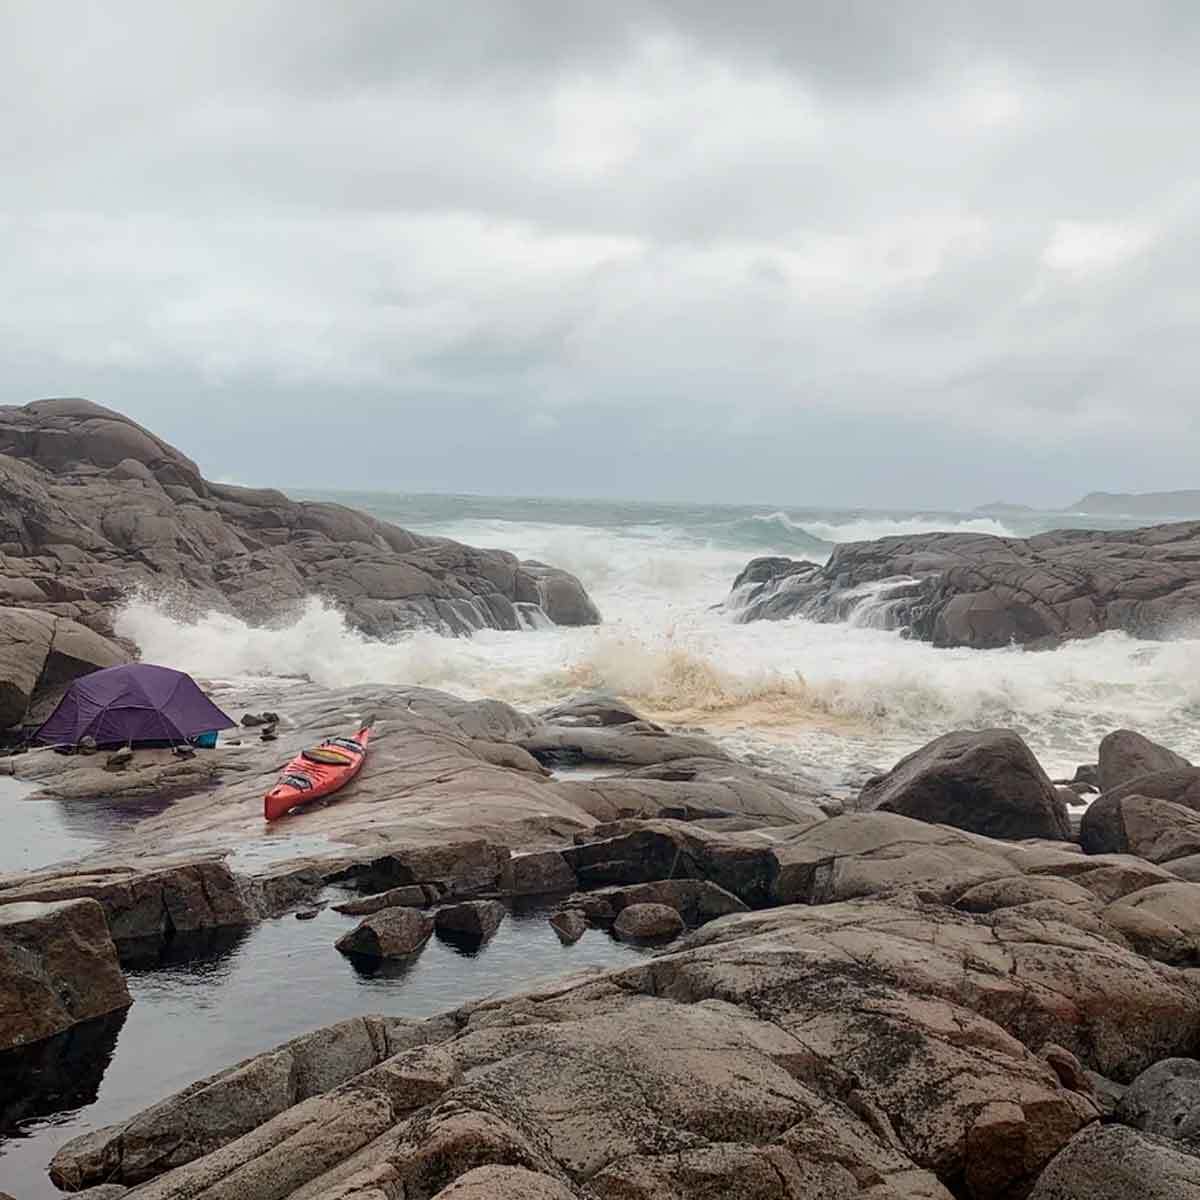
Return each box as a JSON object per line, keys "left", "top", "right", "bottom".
{"left": 117, "top": 493, "right": 1200, "bottom": 785}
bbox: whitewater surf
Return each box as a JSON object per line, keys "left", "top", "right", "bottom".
{"left": 113, "top": 493, "right": 1200, "bottom": 787}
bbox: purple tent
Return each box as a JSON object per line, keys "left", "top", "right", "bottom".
{"left": 35, "top": 663, "right": 236, "bottom": 748}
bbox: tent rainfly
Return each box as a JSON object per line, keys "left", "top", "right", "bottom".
{"left": 35, "top": 663, "right": 236, "bottom": 748}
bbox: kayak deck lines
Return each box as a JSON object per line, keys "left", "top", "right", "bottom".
{"left": 263, "top": 722, "right": 372, "bottom": 821}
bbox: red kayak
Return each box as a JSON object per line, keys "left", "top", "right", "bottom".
{"left": 263, "top": 724, "right": 371, "bottom": 821}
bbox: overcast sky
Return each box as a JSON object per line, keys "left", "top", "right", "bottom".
{"left": 2, "top": 2, "right": 1198, "bottom": 508}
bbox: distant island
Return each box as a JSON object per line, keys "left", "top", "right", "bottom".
{"left": 974, "top": 491, "right": 1200, "bottom": 519}
{"left": 973, "top": 501, "right": 1037, "bottom": 515}
{"left": 1067, "top": 490, "right": 1200, "bottom": 517}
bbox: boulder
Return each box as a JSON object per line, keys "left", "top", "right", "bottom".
{"left": 1117, "top": 1059, "right": 1200, "bottom": 1149}
{"left": 336, "top": 908, "right": 435, "bottom": 959}
{"left": 856, "top": 730, "right": 1071, "bottom": 841}
{"left": 1055, "top": 856, "right": 1182, "bottom": 903}
{"left": 566, "top": 879, "right": 749, "bottom": 927}
{"left": 1027, "top": 1124, "right": 1200, "bottom": 1198}
{"left": 728, "top": 523, "right": 1200, "bottom": 650}
{"left": 1103, "top": 883, "right": 1200, "bottom": 964}
{"left": 0, "top": 860, "right": 254, "bottom": 945}
{"left": 1056, "top": 784, "right": 1085, "bottom": 814}
{"left": 557, "top": 763, "right": 830, "bottom": 827}
{"left": 562, "top": 820, "right": 777, "bottom": 906}
{"left": 767, "top": 812, "right": 1020, "bottom": 906}
{"left": 1100, "top": 730, "right": 1191, "bottom": 792}
{"left": 333, "top": 885, "right": 435, "bottom": 916}
{"left": 1083, "top": 1069, "right": 1128, "bottom": 1118}
{"left": 1039, "top": 1043, "right": 1096, "bottom": 1099}
{"left": 0, "top": 899, "right": 131, "bottom": 1050}
{"left": 40, "top": 615, "right": 130, "bottom": 686}
{"left": 0, "top": 608, "right": 130, "bottom": 726}
{"left": 1093, "top": 767, "right": 1200, "bottom": 813}
{"left": 508, "top": 850, "right": 576, "bottom": 896}
{"left": 434, "top": 901, "right": 506, "bottom": 942}
{"left": 520, "top": 564, "right": 601, "bottom": 627}
{"left": 548, "top": 911, "right": 587, "bottom": 945}
{"left": 0, "top": 399, "right": 600, "bottom": 642}
{"left": 1081, "top": 794, "right": 1200, "bottom": 862}
{"left": 612, "top": 903, "right": 684, "bottom": 941}
{"left": 679, "top": 897, "right": 1200, "bottom": 1087}
{"left": 726, "top": 555, "right": 827, "bottom": 623}
{"left": 0, "top": 607, "right": 54, "bottom": 726}
{"left": 345, "top": 838, "right": 512, "bottom": 899}
{"left": 555, "top": 892, "right": 617, "bottom": 925}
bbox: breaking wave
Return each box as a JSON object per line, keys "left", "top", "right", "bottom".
{"left": 116, "top": 596, "right": 498, "bottom": 693}
{"left": 727, "top": 513, "right": 832, "bottom": 558}
{"left": 794, "top": 514, "right": 1018, "bottom": 544}
{"left": 117, "top": 589, "right": 1200, "bottom": 780}
{"left": 111, "top": 488, "right": 1200, "bottom": 782}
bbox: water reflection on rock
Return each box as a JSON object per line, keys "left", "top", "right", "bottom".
{"left": 434, "top": 928, "right": 492, "bottom": 958}
{"left": 50, "top": 792, "right": 179, "bottom": 842}
{"left": 119, "top": 925, "right": 250, "bottom": 971}
{"left": 340, "top": 948, "right": 428, "bottom": 981}
{"left": 0, "top": 1009, "right": 127, "bottom": 1134}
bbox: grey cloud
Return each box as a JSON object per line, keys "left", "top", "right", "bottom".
{"left": 1, "top": 1, "right": 1198, "bottom": 507}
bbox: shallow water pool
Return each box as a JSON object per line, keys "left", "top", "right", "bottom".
{"left": 0, "top": 899, "right": 646, "bottom": 1198}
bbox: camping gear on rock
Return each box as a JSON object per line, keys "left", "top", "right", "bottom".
{"left": 35, "top": 663, "right": 236, "bottom": 749}
{"left": 263, "top": 722, "right": 372, "bottom": 821}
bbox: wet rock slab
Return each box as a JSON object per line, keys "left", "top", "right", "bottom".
{"left": 38, "top": 783, "right": 1200, "bottom": 1200}
{"left": 49, "top": 1013, "right": 454, "bottom": 1189}
{"left": 58, "top": 862, "right": 1200, "bottom": 1199}
{"left": 25, "top": 713, "right": 1200, "bottom": 1197}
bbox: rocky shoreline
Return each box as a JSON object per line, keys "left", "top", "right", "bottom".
{"left": 0, "top": 398, "right": 599, "bottom": 728}
{"left": 5, "top": 400, "right": 1200, "bottom": 1197}
{"left": 5, "top": 680, "right": 1200, "bottom": 1197}
{"left": 727, "top": 522, "right": 1200, "bottom": 648}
